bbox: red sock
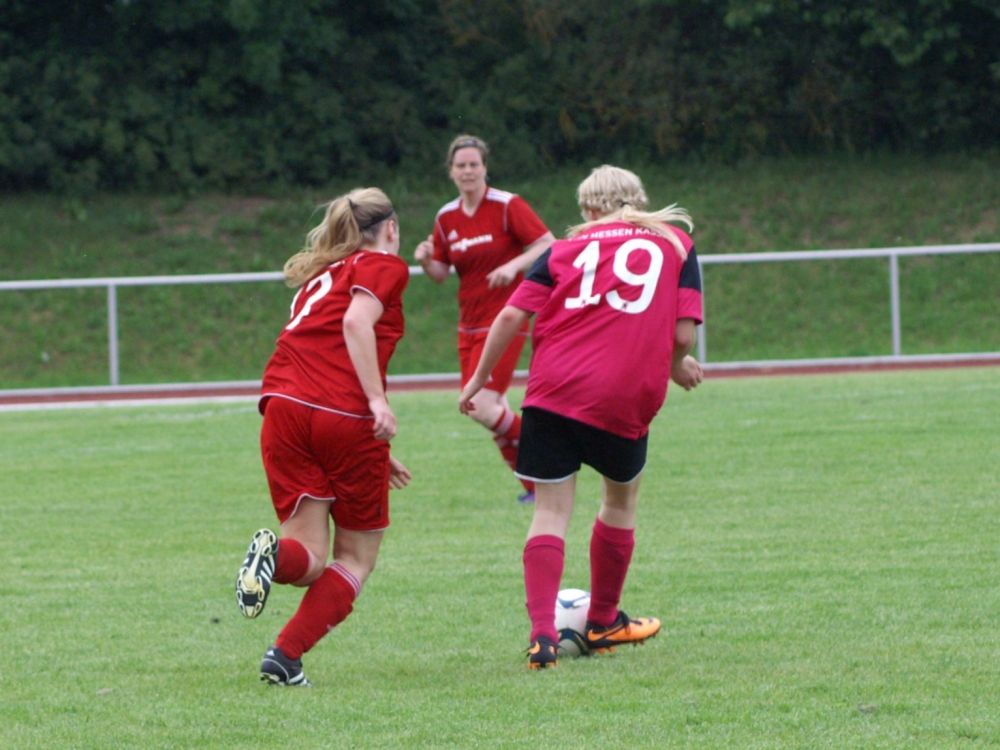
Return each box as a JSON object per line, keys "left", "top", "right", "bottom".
{"left": 275, "top": 563, "right": 361, "bottom": 659}
{"left": 588, "top": 518, "right": 635, "bottom": 627}
{"left": 491, "top": 410, "right": 534, "bottom": 493}
{"left": 273, "top": 538, "right": 310, "bottom": 584}
{"left": 523, "top": 535, "right": 564, "bottom": 642}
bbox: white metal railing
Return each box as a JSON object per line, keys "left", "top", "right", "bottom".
{"left": 0, "top": 243, "right": 998, "bottom": 392}
{"left": 694, "top": 242, "right": 1000, "bottom": 367}
{"left": 0, "top": 271, "right": 284, "bottom": 386}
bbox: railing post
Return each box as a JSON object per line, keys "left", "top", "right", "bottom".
{"left": 889, "top": 253, "right": 901, "bottom": 357}
{"left": 107, "top": 283, "right": 120, "bottom": 386}
{"left": 697, "top": 259, "right": 708, "bottom": 364}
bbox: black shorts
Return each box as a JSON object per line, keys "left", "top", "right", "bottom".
{"left": 515, "top": 407, "right": 648, "bottom": 484}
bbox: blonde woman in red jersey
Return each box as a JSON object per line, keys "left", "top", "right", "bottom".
{"left": 415, "top": 135, "right": 555, "bottom": 503}
{"left": 234, "top": 188, "right": 412, "bottom": 686}
{"left": 459, "top": 166, "right": 705, "bottom": 668}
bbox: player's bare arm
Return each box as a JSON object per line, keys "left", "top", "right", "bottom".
{"left": 458, "top": 305, "right": 532, "bottom": 413}
{"left": 486, "top": 232, "right": 556, "bottom": 289}
{"left": 414, "top": 234, "right": 451, "bottom": 283}
{"left": 670, "top": 318, "right": 704, "bottom": 391}
{"left": 344, "top": 291, "right": 397, "bottom": 440}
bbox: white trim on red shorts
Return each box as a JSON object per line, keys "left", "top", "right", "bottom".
{"left": 282, "top": 492, "right": 336, "bottom": 525}
{"left": 261, "top": 393, "right": 373, "bottom": 419}
{"left": 281, "top": 492, "right": 390, "bottom": 532}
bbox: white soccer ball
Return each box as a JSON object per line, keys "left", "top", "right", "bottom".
{"left": 554, "top": 588, "right": 591, "bottom": 657}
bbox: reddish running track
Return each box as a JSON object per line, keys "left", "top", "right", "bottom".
{"left": 1, "top": 359, "right": 997, "bottom": 410}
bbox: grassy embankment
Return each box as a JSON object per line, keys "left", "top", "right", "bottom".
{"left": 0, "top": 153, "right": 998, "bottom": 389}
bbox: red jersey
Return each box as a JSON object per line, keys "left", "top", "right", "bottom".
{"left": 507, "top": 222, "right": 703, "bottom": 439}
{"left": 431, "top": 187, "right": 549, "bottom": 331}
{"left": 260, "top": 250, "right": 409, "bottom": 417}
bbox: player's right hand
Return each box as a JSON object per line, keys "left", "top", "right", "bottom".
{"left": 414, "top": 235, "right": 434, "bottom": 264}
{"left": 369, "top": 397, "right": 397, "bottom": 440}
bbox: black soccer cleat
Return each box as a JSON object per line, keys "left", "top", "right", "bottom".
{"left": 236, "top": 529, "right": 277, "bottom": 618}
{"left": 583, "top": 610, "right": 661, "bottom": 654}
{"left": 527, "top": 635, "right": 559, "bottom": 669}
{"left": 260, "top": 646, "right": 311, "bottom": 687}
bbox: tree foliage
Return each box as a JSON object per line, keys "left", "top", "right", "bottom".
{"left": 1, "top": 0, "right": 997, "bottom": 191}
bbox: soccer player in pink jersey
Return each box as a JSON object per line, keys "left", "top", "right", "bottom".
{"left": 459, "top": 165, "right": 705, "bottom": 668}
{"left": 415, "top": 135, "right": 555, "bottom": 503}
{"left": 235, "top": 188, "right": 412, "bottom": 686}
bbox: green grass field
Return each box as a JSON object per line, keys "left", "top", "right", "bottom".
{"left": 1, "top": 153, "right": 999, "bottom": 388}
{"left": 2, "top": 366, "right": 999, "bottom": 748}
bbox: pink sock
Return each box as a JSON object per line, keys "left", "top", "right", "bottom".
{"left": 588, "top": 518, "right": 635, "bottom": 627}
{"left": 523, "top": 535, "right": 565, "bottom": 642}
{"left": 273, "top": 538, "right": 310, "bottom": 584}
{"left": 275, "top": 563, "right": 361, "bottom": 659}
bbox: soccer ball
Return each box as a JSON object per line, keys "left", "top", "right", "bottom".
{"left": 554, "top": 588, "right": 591, "bottom": 657}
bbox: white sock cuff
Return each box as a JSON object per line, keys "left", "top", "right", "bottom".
{"left": 330, "top": 562, "right": 362, "bottom": 599}
{"left": 493, "top": 407, "right": 515, "bottom": 436}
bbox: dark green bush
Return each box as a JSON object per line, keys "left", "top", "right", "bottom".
{"left": 1, "top": 1, "right": 998, "bottom": 191}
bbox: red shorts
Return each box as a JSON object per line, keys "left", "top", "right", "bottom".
{"left": 260, "top": 396, "right": 390, "bottom": 531}
{"left": 458, "top": 324, "right": 528, "bottom": 392}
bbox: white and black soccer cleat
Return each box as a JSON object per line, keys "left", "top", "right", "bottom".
{"left": 235, "top": 528, "right": 277, "bottom": 618}
{"left": 260, "top": 646, "right": 311, "bottom": 687}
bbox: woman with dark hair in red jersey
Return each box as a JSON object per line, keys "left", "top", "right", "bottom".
{"left": 415, "top": 134, "right": 555, "bottom": 503}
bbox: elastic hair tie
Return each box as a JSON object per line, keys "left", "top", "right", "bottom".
{"left": 358, "top": 209, "right": 395, "bottom": 231}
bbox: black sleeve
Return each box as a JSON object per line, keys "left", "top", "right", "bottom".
{"left": 679, "top": 245, "right": 701, "bottom": 292}
{"left": 524, "top": 248, "right": 554, "bottom": 287}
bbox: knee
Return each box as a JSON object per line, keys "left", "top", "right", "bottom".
{"left": 598, "top": 500, "right": 638, "bottom": 529}
{"left": 339, "top": 558, "right": 376, "bottom": 586}
{"left": 468, "top": 389, "right": 503, "bottom": 427}
{"left": 291, "top": 569, "right": 323, "bottom": 587}
{"left": 288, "top": 545, "right": 329, "bottom": 586}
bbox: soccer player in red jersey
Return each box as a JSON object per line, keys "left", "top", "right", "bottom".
{"left": 459, "top": 165, "right": 705, "bottom": 668}
{"left": 415, "top": 135, "right": 555, "bottom": 503}
{"left": 235, "top": 188, "right": 412, "bottom": 686}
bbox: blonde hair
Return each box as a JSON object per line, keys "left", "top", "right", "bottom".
{"left": 568, "top": 165, "right": 693, "bottom": 259}
{"left": 283, "top": 188, "right": 395, "bottom": 288}
{"left": 445, "top": 134, "right": 489, "bottom": 170}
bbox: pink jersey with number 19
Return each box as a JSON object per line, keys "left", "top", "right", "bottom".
{"left": 507, "top": 221, "right": 703, "bottom": 440}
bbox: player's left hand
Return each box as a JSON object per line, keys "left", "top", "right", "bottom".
{"left": 485, "top": 261, "right": 518, "bottom": 288}
{"left": 388, "top": 455, "right": 412, "bottom": 489}
{"left": 458, "top": 376, "right": 487, "bottom": 414}
{"left": 671, "top": 355, "right": 704, "bottom": 391}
